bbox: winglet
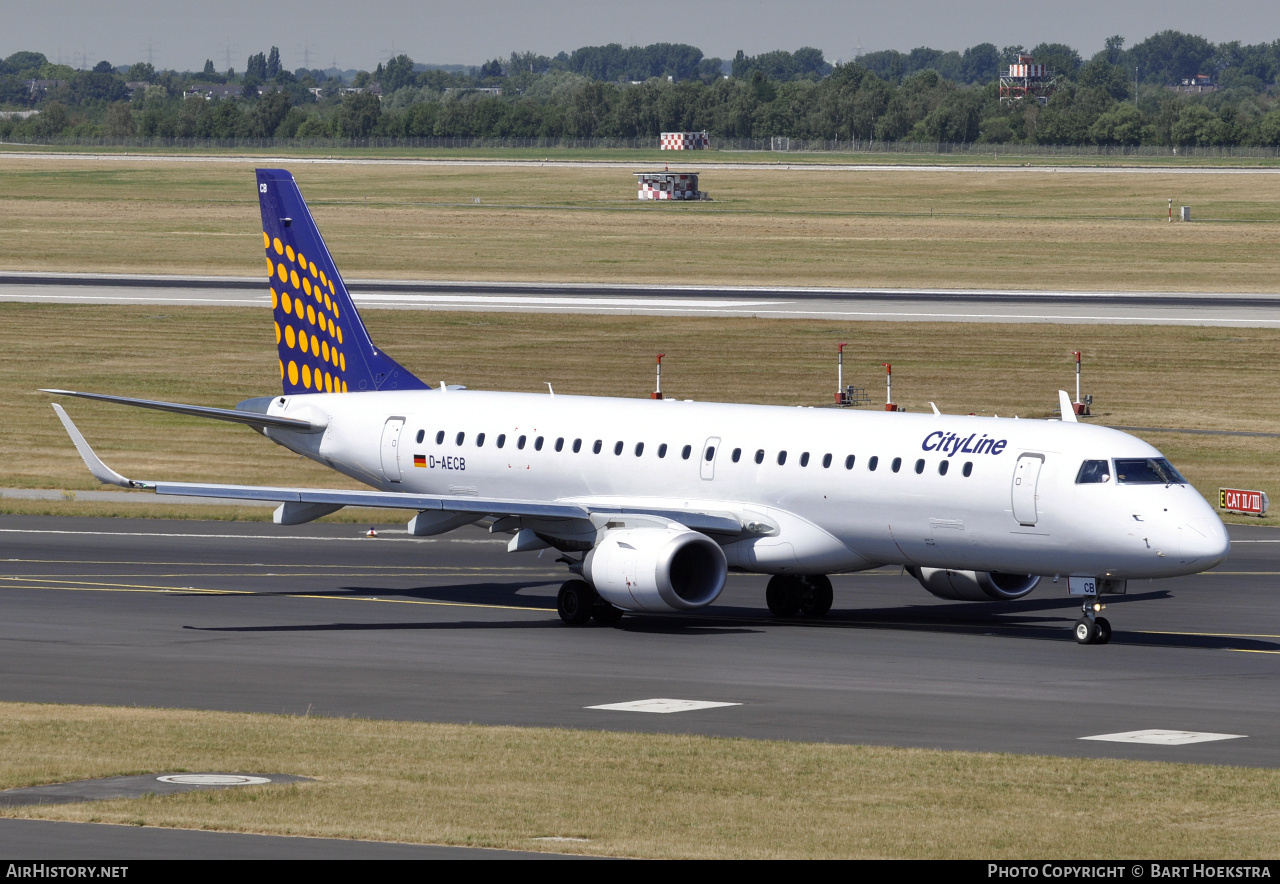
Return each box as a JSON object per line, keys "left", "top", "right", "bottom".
{"left": 1058, "top": 390, "right": 1078, "bottom": 423}
{"left": 51, "top": 404, "right": 151, "bottom": 489}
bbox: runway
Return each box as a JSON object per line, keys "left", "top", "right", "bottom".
{"left": 4, "top": 272, "right": 1280, "bottom": 325}
{"left": 2, "top": 514, "right": 1278, "bottom": 769}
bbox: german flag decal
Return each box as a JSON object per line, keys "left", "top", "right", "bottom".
{"left": 413, "top": 454, "right": 426, "bottom": 468}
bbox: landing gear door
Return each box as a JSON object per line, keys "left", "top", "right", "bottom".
{"left": 700, "top": 436, "right": 721, "bottom": 480}
{"left": 1011, "top": 453, "right": 1045, "bottom": 526}
{"left": 380, "top": 417, "right": 406, "bottom": 483}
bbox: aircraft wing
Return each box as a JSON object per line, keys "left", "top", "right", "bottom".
{"left": 51, "top": 404, "right": 742, "bottom": 534}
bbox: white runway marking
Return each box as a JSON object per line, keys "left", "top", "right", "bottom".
{"left": 1079, "top": 729, "right": 1246, "bottom": 745}
{"left": 587, "top": 698, "right": 742, "bottom": 714}
{"left": 156, "top": 774, "right": 270, "bottom": 786}
{"left": 358, "top": 294, "right": 782, "bottom": 309}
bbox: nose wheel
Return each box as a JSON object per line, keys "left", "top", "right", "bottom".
{"left": 1074, "top": 597, "right": 1112, "bottom": 645}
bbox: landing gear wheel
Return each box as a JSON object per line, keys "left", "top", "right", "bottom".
{"left": 1074, "top": 617, "right": 1100, "bottom": 645}
{"left": 557, "top": 579, "right": 596, "bottom": 626}
{"left": 592, "top": 600, "right": 625, "bottom": 626}
{"left": 798, "top": 575, "right": 834, "bottom": 617}
{"left": 1094, "top": 617, "right": 1112, "bottom": 645}
{"left": 766, "top": 575, "right": 802, "bottom": 618}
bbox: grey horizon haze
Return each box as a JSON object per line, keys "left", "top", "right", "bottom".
{"left": 2, "top": 0, "right": 1277, "bottom": 73}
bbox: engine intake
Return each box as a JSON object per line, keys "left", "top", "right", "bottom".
{"left": 584, "top": 527, "right": 727, "bottom": 613}
{"left": 910, "top": 567, "right": 1040, "bottom": 602}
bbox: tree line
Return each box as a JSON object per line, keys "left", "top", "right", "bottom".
{"left": 3, "top": 32, "right": 1280, "bottom": 147}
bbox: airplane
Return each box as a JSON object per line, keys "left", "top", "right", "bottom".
{"left": 46, "top": 168, "right": 1231, "bottom": 645}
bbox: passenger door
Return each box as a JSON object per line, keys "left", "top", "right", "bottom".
{"left": 380, "top": 417, "right": 405, "bottom": 483}
{"left": 1011, "top": 453, "right": 1045, "bottom": 526}
{"left": 700, "top": 436, "right": 721, "bottom": 480}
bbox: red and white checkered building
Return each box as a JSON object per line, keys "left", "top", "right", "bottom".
{"left": 635, "top": 172, "right": 704, "bottom": 200}
{"left": 660, "top": 131, "right": 710, "bottom": 150}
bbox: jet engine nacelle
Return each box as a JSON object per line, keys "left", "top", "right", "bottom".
{"left": 584, "top": 527, "right": 727, "bottom": 613}
{"left": 911, "top": 567, "right": 1040, "bottom": 601}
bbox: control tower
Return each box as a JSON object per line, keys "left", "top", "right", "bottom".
{"left": 999, "top": 53, "right": 1057, "bottom": 105}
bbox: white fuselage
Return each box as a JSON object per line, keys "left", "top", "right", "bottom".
{"left": 265, "top": 388, "right": 1230, "bottom": 580}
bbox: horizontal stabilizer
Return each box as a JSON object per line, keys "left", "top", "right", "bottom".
{"left": 42, "top": 389, "right": 321, "bottom": 433}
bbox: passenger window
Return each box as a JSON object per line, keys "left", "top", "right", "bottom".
{"left": 416, "top": 429, "right": 425, "bottom": 444}
{"left": 754, "top": 449, "right": 765, "bottom": 465}
{"left": 892, "top": 457, "right": 902, "bottom": 473}
{"left": 963, "top": 461, "right": 973, "bottom": 477}
{"left": 681, "top": 445, "right": 692, "bottom": 460}
{"left": 800, "top": 452, "right": 810, "bottom": 467}
{"left": 517, "top": 435, "right": 527, "bottom": 450}
{"left": 555, "top": 437, "right": 564, "bottom": 452}
{"left": 823, "top": 453, "right": 832, "bottom": 468}
{"left": 435, "top": 430, "right": 445, "bottom": 445}
{"left": 845, "top": 455, "right": 855, "bottom": 470}
{"left": 868, "top": 456, "right": 879, "bottom": 472}
{"left": 476, "top": 432, "right": 485, "bottom": 447}
{"left": 914, "top": 458, "right": 925, "bottom": 474}
{"left": 614, "top": 441, "right": 623, "bottom": 455}
{"left": 732, "top": 448, "right": 742, "bottom": 463}
{"left": 938, "top": 460, "right": 949, "bottom": 476}
{"left": 497, "top": 434, "right": 506, "bottom": 449}
{"left": 658, "top": 443, "right": 667, "bottom": 458}
{"left": 593, "top": 440, "right": 602, "bottom": 454}
{"left": 636, "top": 442, "right": 645, "bottom": 456}
{"left": 573, "top": 438, "right": 582, "bottom": 453}
{"left": 705, "top": 445, "right": 715, "bottom": 461}
{"left": 456, "top": 432, "right": 465, "bottom": 446}
{"left": 1076, "top": 460, "right": 1111, "bottom": 484}
{"left": 534, "top": 436, "right": 544, "bottom": 451}
{"left": 777, "top": 451, "right": 787, "bottom": 466}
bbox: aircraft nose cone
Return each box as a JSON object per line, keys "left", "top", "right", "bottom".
{"left": 1183, "top": 517, "right": 1230, "bottom": 567}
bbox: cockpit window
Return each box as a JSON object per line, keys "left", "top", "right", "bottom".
{"left": 1075, "top": 460, "right": 1111, "bottom": 484}
{"left": 1113, "top": 458, "right": 1187, "bottom": 485}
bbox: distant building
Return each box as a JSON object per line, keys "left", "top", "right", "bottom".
{"left": 184, "top": 83, "right": 244, "bottom": 100}
{"left": 999, "top": 54, "right": 1056, "bottom": 105}
{"left": 635, "top": 171, "right": 709, "bottom": 200}
{"left": 124, "top": 81, "right": 151, "bottom": 98}
{"left": 1175, "top": 75, "right": 1216, "bottom": 94}
{"left": 660, "top": 131, "right": 709, "bottom": 150}
{"left": 26, "top": 79, "right": 66, "bottom": 98}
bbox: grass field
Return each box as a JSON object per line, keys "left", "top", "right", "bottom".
{"left": 2, "top": 156, "right": 1279, "bottom": 291}
{"left": 3, "top": 303, "right": 1278, "bottom": 525}
{"left": 2, "top": 702, "right": 1279, "bottom": 858}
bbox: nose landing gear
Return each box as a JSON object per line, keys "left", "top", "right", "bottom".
{"left": 1074, "top": 596, "right": 1112, "bottom": 645}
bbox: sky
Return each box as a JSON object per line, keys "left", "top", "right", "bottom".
{"left": 4, "top": 0, "right": 1278, "bottom": 73}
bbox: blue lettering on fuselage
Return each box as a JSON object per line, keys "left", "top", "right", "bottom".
{"left": 921, "top": 431, "right": 1008, "bottom": 456}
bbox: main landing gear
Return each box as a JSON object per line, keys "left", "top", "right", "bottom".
{"left": 765, "top": 574, "right": 833, "bottom": 618}
{"left": 557, "top": 579, "right": 624, "bottom": 627}
{"left": 1074, "top": 596, "right": 1112, "bottom": 645}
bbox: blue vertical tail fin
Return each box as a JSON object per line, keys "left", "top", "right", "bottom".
{"left": 256, "top": 168, "right": 429, "bottom": 395}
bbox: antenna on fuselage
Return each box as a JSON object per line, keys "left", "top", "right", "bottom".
{"left": 652, "top": 354, "right": 664, "bottom": 400}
